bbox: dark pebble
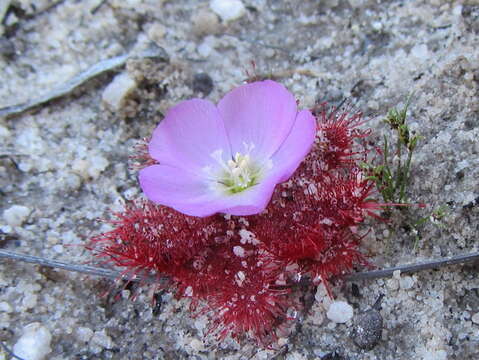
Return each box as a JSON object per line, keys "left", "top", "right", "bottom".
{"left": 459, "top": 288, "right": 479, "bottom": 310}
{"left": 351, "top": 283, "right": 361, "bottom": 298}
{"left": 143, "top": 43, "right": 169, "bottom": 63}
{"left": 456, "top": 169, "right": 465, "bottom": 180}
{"left": 322, "top": 350, "right": 347, "bottom": 360}
{"left": 192, "top": 73, "right": 214, "bottom": 96}
{"left": 0, "top": 38, "right": 15, "bottom": 59}
{"left": 462, "top": 6, "right": 479, "bottom": 34}
{"left": 351, "top": 308, "right": 383, "bottom": 350}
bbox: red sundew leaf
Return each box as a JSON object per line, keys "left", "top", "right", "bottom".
{"left": 90, "top": 199, "right": 226, "bottom": 278}
{"left": 306, "top": 229, "right": 368, "bottom": 292}
{"left": 313, "top": 102, "right": 371, "bottom": 170}
{"left": 251, "top": 202, "right": 330, "bottom": 265}
{"left": 305, "top": 166, "right": 380, "bottom": 228}
{"left": 169, "top": 236, "right": 293, "bottom": 345}
{"left": 248, "top": 166, "right": 378, "bottom": 265}
{"left": 206, "top": 282, "right": 293, "bottom": 346}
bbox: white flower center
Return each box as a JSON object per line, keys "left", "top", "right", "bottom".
{"left": 225, "top": 152, "right": 256, "bottom": 190}
{"left": 205, "top": 143, "right": 269, "bottom": 195}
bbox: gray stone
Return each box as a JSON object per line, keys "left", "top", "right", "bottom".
{"left": 351, "top": 296, "right": 384, "bottom": 351}
{"left": 192, "top": 73, "right": 214, "bottom": 96}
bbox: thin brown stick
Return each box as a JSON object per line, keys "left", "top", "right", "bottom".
{"left": 0, "top": 249, "right": 121, "bottom": 280}
{"left": 0, "top": 44, "right": 168, "bottom": 118}
{"left": 1, "top": 249, "right": 478, "bottom": 283}
{"left": 344, "top": 251, "right": 479, "bottom": 281}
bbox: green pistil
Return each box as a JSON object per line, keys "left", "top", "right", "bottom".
{"left": 221, "top": 170, "right": 259, "bottom": 194}
{"left": 219, "top": 153, "right": 260, "bottom": 194}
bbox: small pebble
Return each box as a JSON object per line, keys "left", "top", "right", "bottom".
{"left": 399, "top": 276, "right": 415, "bottom": 290}
{"left": 410, "top": 44, "right": 429, "bottom": 60}
{"left": 72, "top": 156, "right": 108, "bottom": 180}
{"left": 194, "top": 317, "right": 208, "bottom": 332}
{"left": 352, "top": 295, "right": 383, "bottom": 350}
{"left": 102, "top": 72, "right": 138, "bottom": 111}
{"left": 423, "top": 350, "right": 447, "bottom": 360}
{"left": 326, "top": 301, "right": 354, "bottom": 323}
{"left": 309, "top": 304, "right": 324, "bottom": 325}
{"left": 3, "top": 205, "right": 31, "bottom": 227}
{"left": 197, "top": 42, "right": 213, "bottom": 58}
{"left": 327, "top": 321, "right": 337, "bottom": 330}
{"left": 0, "top": 37, "right": 15, "bottom": 59}
{"left": 13, "top": 323, "right": 52, "bottom": 360}
{"left": 0, "top": 301, "right": 12, "bottom": 313}
{"left": 90, "top": 329, "right": 113, "bottom": 349}
{"left": 351, "top": 283, "right": 361, "bottom": 298}
{"left": 0, "top": 225, "right": 12, "bottom": 234}
{"left": 386, "top": 278, "right": 399, "bottom": 291}
{"left": 471, "top": 312, "right": 479, "bottom": 324}
{"left": 352, "top": 309, "right": 383, "bottom": 350}
{"left": 22, "top": 294, "right": 38, "bottom": 309}
{"left": 147, "top": 23, "right": 166, "bottom": 45}
{"left": 277, "top": 337, "right": 288, "bottom": 347}
{"left": 210, "top": 0, "right": 245, "bottom": 22}
{"left": 76, "top": 327, "right": 94, "bottom": 343}
{"left": 88, "top": 155, "right": 109, "bottom": 179}
{"left": 0, "top": 124, "right": 10, "bottom": 139}
{"left": 192, "top": 73, "right": 214, "bottom": 96}
{"left": 189, "top": 338, "right": 204, "bottom": 352}
{"left": 52, "top": 244, "right": 64, "bottom": 253}
{"left": 265, "top": 48, "right": 275, "bottom": 58}
{"left": 72, "top": 159, "right": 89, "bottom": 178}
{"left": 392, "top": 270, "right": 401, "bottom": 279}
{"left": 192, "top": 9, "right": 220, "bottom": 36}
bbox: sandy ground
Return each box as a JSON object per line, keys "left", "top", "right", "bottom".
{"left": 0, "top": 0, "right": 478, "bottom": 359}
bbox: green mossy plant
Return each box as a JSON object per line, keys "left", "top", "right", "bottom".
{"left": 362, "top": 95, "right": 422, "bottom": 204}
{"left": 362, "top": 96, "right": 447, "bottom": 250}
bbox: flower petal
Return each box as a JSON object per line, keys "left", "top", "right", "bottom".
{"left": 270, "top": 109, "right": 317, "bottom": 182}
{"left": 139, "top": 164, "right": 212, "bottom": 208}
{"left": 179, "top": 174, "right": 282, "bottom": 217}
{"left": 140, "top": 164, "right": 282, "bottom": 217}
{"left": 149, "top": 99, "right": 231, "bottom": 172}
{"left": 220, "top": 110, "right": 316, "bottom": 216}
{"left": 217, "top": 80, "right": 297, "bottom": 160}
{"left": 142, "top": 82, "right": 315, "bottom": 218}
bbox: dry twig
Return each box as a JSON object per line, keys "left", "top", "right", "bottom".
{"left": 0, "top": 44, "right": 168, "bottom": 118}
{"left": 1, "top": 249, "right": 478, "bottom": 283}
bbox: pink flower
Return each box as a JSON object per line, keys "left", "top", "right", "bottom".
{"left": 92, "top": 101, "right": 379, "bottom": 345}
{"left": 139, "top": 80, "right": 316, "bottom": 217}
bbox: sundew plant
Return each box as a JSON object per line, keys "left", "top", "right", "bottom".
{"left": 90, "top": 80, "right": 387, "bottom": 345}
